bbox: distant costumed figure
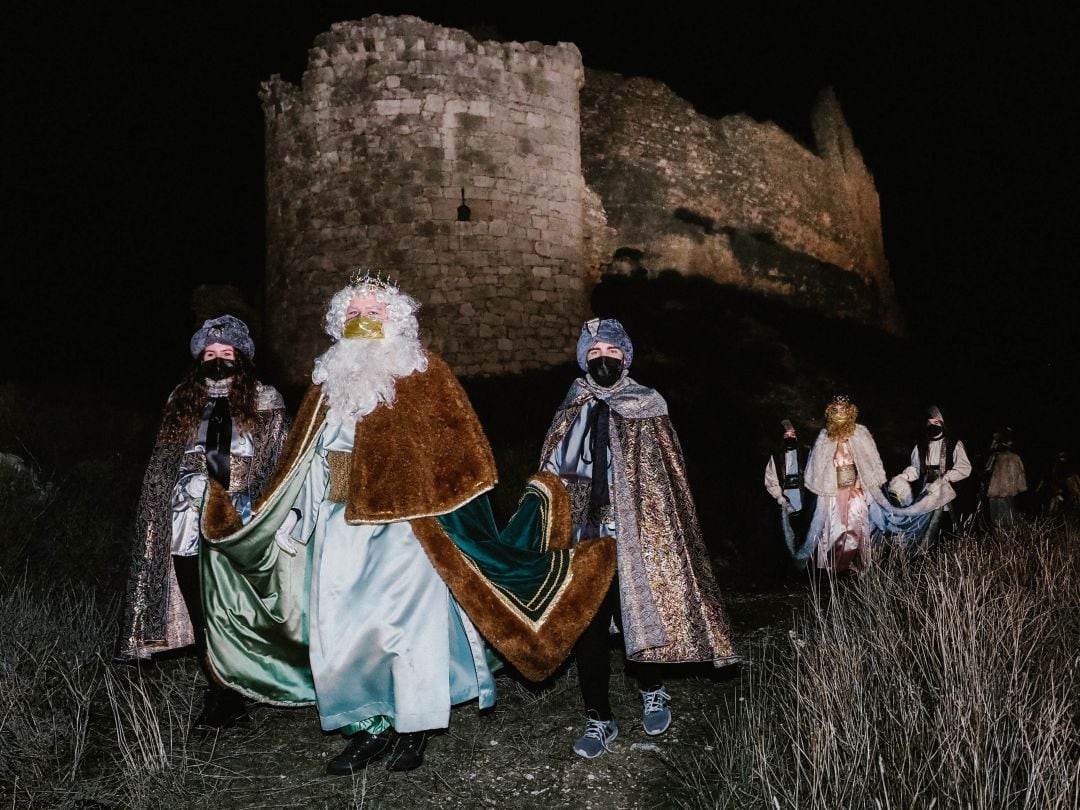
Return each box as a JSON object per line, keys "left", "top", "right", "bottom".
{"left": 803, "top": 396, "right": 890, "bottom": 573}
{"left": 116, "top": 315, "right": 289, "bottom": 733}
{"left": 1038, "top": 448, "right": 1080, "bottom": 516}
{"left": 199, "top": 272, "right": 615, "bottom": 774}
{"left": 983, "top": 427, "right": 1027, "bottom": 528}
{"left": 763, "top": 418, "right": 816, "bottom": 565}
{"left": 882, "top": 405, "right": 971, "bottom": 547}
{"left": 540, "top": 318, "right": 738, "bottom": 759}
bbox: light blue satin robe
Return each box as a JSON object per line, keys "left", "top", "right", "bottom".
{"left": 170, "top": 420, "right": 255, "bottom": 556}
{"left": 291, "top": 420, "right": 496, "bottom": 733}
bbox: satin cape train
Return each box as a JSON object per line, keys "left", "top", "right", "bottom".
{"left": 198, "top": 355, "right": 615, "bottom": 703}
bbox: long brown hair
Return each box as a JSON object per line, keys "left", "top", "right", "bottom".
{"left": 159, "top": 353, "right": 259, "bottom": 445}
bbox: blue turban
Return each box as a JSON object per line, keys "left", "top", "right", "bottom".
{"left": 576, "top": 318, "right": 633, "bottom": 371}
{"left": 190, "top": 315, "right": 255, "bottom": 359}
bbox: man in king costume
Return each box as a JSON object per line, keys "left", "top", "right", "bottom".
{"left": 199, "top": 274, "right": 615, "bottom": 774}
{"left": 540, "top": 318, "right": 738, "bottom": 759}
{"left": 116, "top": 315, "right": 289, "bottom": 732}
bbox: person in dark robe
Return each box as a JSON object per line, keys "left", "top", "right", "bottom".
{"left": 116, "top": 315, "right": 289, "bottom": 733}
{"left": 541, "top": 317, "right": 738, "bottom": 759}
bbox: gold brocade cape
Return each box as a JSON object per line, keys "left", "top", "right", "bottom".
{"left": 201, "top": 354, "right": 616, "bottom": 692}
{"left": 540, "top": 377, "right": 739, "bottom": 666}
{"left": 115, "top": 383, "right": 289, "bottom": 661}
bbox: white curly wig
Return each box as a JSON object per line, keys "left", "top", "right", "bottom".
{"left": 313, "top": 281, "right": 428, "bottom": 424}
{"left": 322, "top": 282, "right": 422, "bottom": 342}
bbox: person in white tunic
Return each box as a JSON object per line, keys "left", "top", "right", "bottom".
{"left": 763, "top": 419, "right": 815, "bottom": 565}
{"left": 888, "top": 405, "right": 971, "bottom": 547}
{"left": 984, "top": 427, "right": 1027, "bottom": 527}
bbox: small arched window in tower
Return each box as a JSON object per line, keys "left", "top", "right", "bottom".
{"left": 457, "top": 188, "right": 471, "bottom": 222}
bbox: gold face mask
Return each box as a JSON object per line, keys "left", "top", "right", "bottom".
{"left": 343, "top": 314, "right": 385, "bottom": 340}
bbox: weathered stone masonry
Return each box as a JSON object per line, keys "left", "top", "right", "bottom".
{"left": 262, "top": 15, "right": 902, "bottom": 382}
{"left": 580, "top": 73, "right": 902, "bottom": 332}
{"left": 262, "top": 15, "right": 593, "bottom": 381}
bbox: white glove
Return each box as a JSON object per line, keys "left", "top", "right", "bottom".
{"left": 275, "top": 509, "right": 301, "bottom": 557}
{"left": 781, "top": 498, "right": 797, "bottom": 515}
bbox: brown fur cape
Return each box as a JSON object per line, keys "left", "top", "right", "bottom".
{"left": 204, "top": 353, "right": 614, "bottom": 682}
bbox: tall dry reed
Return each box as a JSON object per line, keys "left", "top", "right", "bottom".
{"left": 678, "top": 523, "right": 1080, "bottom": 809}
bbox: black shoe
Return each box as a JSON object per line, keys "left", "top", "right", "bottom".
{"left": 385, "top": 731, "right": 427, "bottom": 772}
{"left": 326, "top": 729, "right": 395, "bottom": 776}
{"left": 190, "top": 687, "right": 248, "bottom": 736}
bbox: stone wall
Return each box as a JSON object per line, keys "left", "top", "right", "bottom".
{"left": 580, "top": 71, "right": 903, "bottom": 333}
{"left": 261, "top": 17, "right": 904, "bottom": 382}
{"left": 261, "top": 15, "right": 592, "bottom": 382}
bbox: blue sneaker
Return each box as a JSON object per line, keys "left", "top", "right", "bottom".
{"left": 640, "top": 686, "right": 671, "bottom": 736}
{"left": 572, "top": 716, "right": 618, "bottom": 758}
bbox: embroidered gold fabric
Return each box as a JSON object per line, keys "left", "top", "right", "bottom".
{"left": 541, "top": 390, "right": 738, "bottom": 666}
{"left": 116, "top": 390, "right": 289, "bottom": 660}
{"left": 836, "top": 464, "right": 858, "bottom": 489}
{"left": 615, "top": 416, "right": 737, "bottom": 664}
{"left": 327, "top": 450, "right": 351, "bottom": 504}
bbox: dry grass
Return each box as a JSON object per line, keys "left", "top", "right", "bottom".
{"left": 2, "top": 379, "right": 1076, "bottom": 807}
{"left": 8, "top": 524, "right": 1075, "bottom": 808}
{"left": 675, "top": 523, "right": 1080, "bottom": 809}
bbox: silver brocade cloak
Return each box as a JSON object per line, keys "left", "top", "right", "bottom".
{"left": 115, "top": 382, "right": 289, "bottom": 660}
{"left": 540, "top": 375, "right": 738, "bottom": 666}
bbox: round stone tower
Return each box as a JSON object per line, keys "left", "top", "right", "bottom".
{"left": 261, "top": 15, "right": 591, "bottom": 381}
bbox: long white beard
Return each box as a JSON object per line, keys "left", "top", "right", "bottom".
{"left": 312, "top": 333, "right": 427, "bottom": 425}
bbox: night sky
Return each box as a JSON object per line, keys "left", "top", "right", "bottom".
{"left": 7, "top": 5, "right": 1075, "bottom": 408}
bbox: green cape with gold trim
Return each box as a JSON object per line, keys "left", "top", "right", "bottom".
{"left": 199, "top": 355, "right": 615, "bottom": 703}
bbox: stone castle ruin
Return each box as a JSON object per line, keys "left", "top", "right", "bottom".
{"left": 261, "top": 15, "right": 901, "bottom": 382}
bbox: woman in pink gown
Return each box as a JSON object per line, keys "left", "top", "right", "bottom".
{"left": 803, "top": 396, "right": 890, "bottom": 573}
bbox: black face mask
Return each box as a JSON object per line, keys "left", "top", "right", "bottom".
{"left": 783, "top": 437, "right": 799, "bottom": 451}
{"left": 926, "top": 424, "right": 944, "bottom": 441}
{"left": 587, "top": 356, "right": 623, "bottom": 388}
{"left": 201, "top": 358, "right": 237, "bottom": 381}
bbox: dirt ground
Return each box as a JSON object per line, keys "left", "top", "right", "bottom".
{"left": 167, "top": 587, "right": 805, "bottom": 810}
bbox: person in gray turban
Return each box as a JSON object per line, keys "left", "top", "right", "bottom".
{"left": 541, "top": 317, "right": 739, "bottom": 759}
{"left": 189, "top": 314, "right": 256, "bottom": 361}
{"left": 116, "top": 314, "right": 289, "bottom": 735}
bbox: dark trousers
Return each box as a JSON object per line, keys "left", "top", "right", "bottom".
{"left": 789, "top": 507, "right": 812, "bottom": 546}
{"left": 172, "top": 553, "right": 232, "bottom": 696}
{"left": 574, "top": 577, "right": 664, "bottom": 720}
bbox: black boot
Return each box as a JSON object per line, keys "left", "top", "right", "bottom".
{"left": 326, "top": 729, "right": 395, "bottom": 776}
{"left": 385, "top": 731, "right": 427, "bottom": 772}
{"left": 191, "top": 685, "right": 247, "bottom": 736}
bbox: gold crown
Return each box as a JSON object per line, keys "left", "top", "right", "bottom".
{"left": 349, "top": 267, "right": 397, "bottom": 291}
